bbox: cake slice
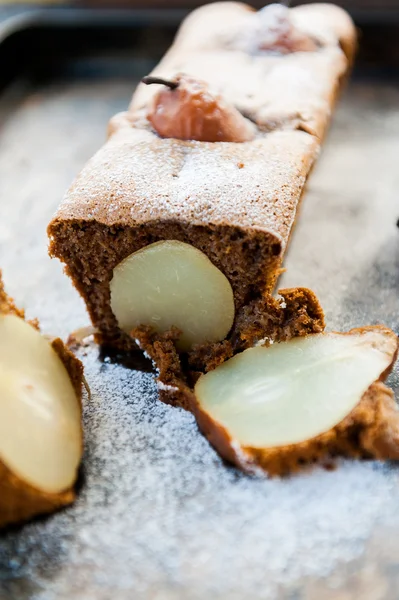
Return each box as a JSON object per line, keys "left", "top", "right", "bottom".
{"left": 0, "top": 273, "right": 84, "bottom": 528}
{"left": 193, "top": 326, "right": 399, "bottom": 475}
{"left": 48, "top": 3, "right": 356, "bottom": 407}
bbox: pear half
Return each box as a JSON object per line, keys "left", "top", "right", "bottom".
{"left": 110, "top": 240, "right": 235, "bottom": 352}
{"left": 0, "top": 278, "right": 83, "bottom": 528}
{"left": 194, "top": 327, "right": 399, "bottom": 475}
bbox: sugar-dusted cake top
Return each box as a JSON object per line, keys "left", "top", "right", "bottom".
{"left": 131, "top": 2, "right": 356, "bottom": 139}
{"left": 53, "top": 121, "right": 318, "bottom": 249}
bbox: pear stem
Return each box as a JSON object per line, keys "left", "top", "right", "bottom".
{"left": 141, "top": 76, "right": 179, "bottom": 90}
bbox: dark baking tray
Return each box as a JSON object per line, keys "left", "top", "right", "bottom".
{"left": 1, "top": 9, "right": 399, "bottom": 600}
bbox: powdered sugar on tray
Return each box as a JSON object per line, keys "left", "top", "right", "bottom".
{"left": 2, "top": 345, "right": 399, "bottom": 600}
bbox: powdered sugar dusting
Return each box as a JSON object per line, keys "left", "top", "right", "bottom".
{"left": 55, "top": 125, "right": 317, "bottom": 253}
{"left": 2, "top": 346, "right": 399, "bottom": 600}
{"left": 230, "top": 439, "right": 267, "bottom": 477}
{"left": 130, "top": 3, "right": 353, "bottom": 139}
{"left": 235, "top": 4, "right": 294, "bottom": 54}
{"left": 158, "top": 380, "right": 178, "bottom": 393}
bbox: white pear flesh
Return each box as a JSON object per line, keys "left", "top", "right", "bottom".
{"left": 110, "top": 240, "right": 235, "bottom": 351}
{"left": 195, "top": 330, "right": 397, "bottom": 448}
{"left": 0, "top": 314, "right": 82, "bottom": 494}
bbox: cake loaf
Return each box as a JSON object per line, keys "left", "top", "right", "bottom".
{"left": 48, "top": 3, "right": 356, "bottom": 405}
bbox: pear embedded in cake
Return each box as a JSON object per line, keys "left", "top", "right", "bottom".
{"left": 143, "top": 73, "right": 256, "bottom": 142}
{"left": 110, "top": 240, "right": 235, "bottom": 352}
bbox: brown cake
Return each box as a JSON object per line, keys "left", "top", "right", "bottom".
{"left": 48, "top": 3, "right": 356, "bottom": 408}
